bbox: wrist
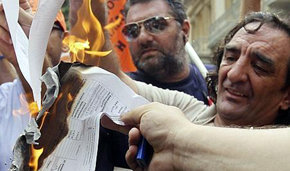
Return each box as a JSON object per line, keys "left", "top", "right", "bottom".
{"left": 172, "top": 122, "right": 200, "bottom": 170}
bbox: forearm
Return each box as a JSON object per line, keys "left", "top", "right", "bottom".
{"left": 0, "top": 59, "right": 17, "bottom": 84}
{"left": 99, "top": 33, "right": 138, "bottom": 92}
{"left": 240, "top": 0, "right": 261, "bottom": 20}
{"left": 69, "top": 0, "right": 137, "bottom": 92}
{"left": 174, "top": 125, "right": 290, "bottom": 170}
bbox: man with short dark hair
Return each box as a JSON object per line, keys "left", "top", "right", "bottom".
{"left": 104, "top": 11, "right": 290, "bottom": 170}
{"left": 121, "top": 11, "right": 290, "bottom": 127}
{"left": 123, "top": 0, "right": 209, "bottom": 104}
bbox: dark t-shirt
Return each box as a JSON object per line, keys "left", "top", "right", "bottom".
{"left": 128, "top": 64, "right": 209, "bottom": 104}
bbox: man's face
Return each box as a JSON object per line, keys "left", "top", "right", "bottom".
{"left": 47, "top": 29, "right": 63, "bottom": 66}
{"left": 216, "top": 23, "right": 290, "bottom": 126}
{"left": 126, "top": 0, "right": 187, "bottom": 79}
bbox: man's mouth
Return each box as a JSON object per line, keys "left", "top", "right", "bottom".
{"left": 141, "top": 48, "right": 158, "bottom": 56}
{"left": 226, "top": 88, "right": 247, "bottom": 97}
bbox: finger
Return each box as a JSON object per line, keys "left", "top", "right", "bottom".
{"left": 19, "top": 0, "right": 31, "bottom": 12}
{"left": 125, "top": 145, "right": 140, "bottom": 170}
{"left": 18, "top": 7, "right": 33, "bottom": 26}
{"left": 0, "top": 8, "right": 9, "bottom": 32}
{"left": 0, "top": 39, "right": 17, "bottom": 65}
{"left": 100, "top": 115, "right": 131, "bottom": 135}
{"left": 0, "top": 3, "right": 3, "bottom": 11}
{"left": 128, "top": 127, "right": 141, "bottom": 146}
{"left": 17, "top": 7, "right": 33, "bottom": 37}
{"left": 121, "top": 103, "right": 155, "bottom": 126}
{"left": 0, "top": 26, "right": 12, "bottom": 45}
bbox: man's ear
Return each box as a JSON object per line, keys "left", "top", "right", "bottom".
{"left": 280, "top": 87, "right": 290, "bottom": 110}
{"left": 61, "top": 31, "right": 70, "bottom": 53}
{"left": 181, "top": 19, "right": 190, "bottom": 44}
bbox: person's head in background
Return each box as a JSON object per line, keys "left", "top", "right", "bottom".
{"left": 123, "top": 0, "right": 190, "bottom": 82}
{"left": 47, "top": 12, "right": 69, "bottom": 66}
{"left": 211, "top": 12, "right": 290, "bottom": 126}
{"left": 30, "top": 0, "right": 68, "bottom": 66}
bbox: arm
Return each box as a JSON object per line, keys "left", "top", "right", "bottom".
{"left": 0, "top": 58, "right": 17, "bottom": 84}
{"left": 173, "top": 125, "right": 290, "bottom": 170}
{"left": 240, "top": 0, "right": 261, "bottom": 21}
{"left": 0, "top": 2, "right": 33, "bottom": 100}
{"left": 104, "top": 102, "right": 290, "bottom": 170}
{"left": 69, "top": 0, "right": 138, "bottom": 92}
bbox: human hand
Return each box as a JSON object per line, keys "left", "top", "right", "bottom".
{"left": 0, "top": 0, "right": 33, "bottom": 66}
{"left": 102, "top": 102, "right": 191, "bottom": 170}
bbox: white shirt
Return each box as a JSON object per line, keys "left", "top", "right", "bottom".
{"left": 0, "top": 79, "right": 30, "bottom": 170}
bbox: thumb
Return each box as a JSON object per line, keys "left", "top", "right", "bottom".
{"left": 101, "top": 115, "right": 132, "bottom": 135}
{"left": 18, "top": 7, "right": 33, "bottom": 37}
{"left": 19, "top": 0, "right": 32, "bottom": 13}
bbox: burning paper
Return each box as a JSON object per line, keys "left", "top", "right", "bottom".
{"left": 10, "top": 63, "right": 148, "bottom": 170}
{"left": 28, "top": 0, "right": 65, "bottom": 108}
{"left": 2, "top": 0, "right": 65, "bottom": 108}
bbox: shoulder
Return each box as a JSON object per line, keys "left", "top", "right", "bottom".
{"left": 0, "top": 79, "right": 23, "bottom": 95}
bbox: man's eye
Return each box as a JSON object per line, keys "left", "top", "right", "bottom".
{"left": 252, "top": 63, "right": 268, "bottom": 74}
{"left": 224, "top": 56, "right": 237, "bottom": 62}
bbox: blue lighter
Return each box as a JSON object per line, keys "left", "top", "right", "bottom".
{"left": 136, "top": 136, "right": 153, "bottom": 168}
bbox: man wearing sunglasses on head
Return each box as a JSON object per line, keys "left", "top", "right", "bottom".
{"left": 124, "top": 0, "right": 209, "bottom": 105}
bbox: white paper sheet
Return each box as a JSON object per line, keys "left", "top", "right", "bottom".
{"left": 2, "top": 0, "right": 31, "bottom": 84}
{"left": 39, "top": 66, "right": 148, "bottom": 171}
{"left": 28, "top": 0, "right": 65, "bottom": 108}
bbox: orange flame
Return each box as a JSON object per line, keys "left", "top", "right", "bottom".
{"left": 67, "top": 93, "right": 73, "bottom": 102}
{"left": 12, "top": 92, "right": 41, "bottom": 118}
{"left": 65, "top": 93, "right": 74, "bottom": 112}
{"left": 29, "top": 145, "right": 43, "bottom": 171}
{"left": 63, "top": 0, "right": 111, "bottom": 64}
{"left": 104, "top": 14, "right": 122, "bottom": 32}
{"left": 28, "top": 102, "right": 40, "bottom": 118}
{"left": 12, "top": 93, "right": 30, "bottom": 116}
{"left": 29, "top": 0, "right": 111, "bottom": 169}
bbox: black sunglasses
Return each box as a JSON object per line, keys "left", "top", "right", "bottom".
{"left": 122, "top": 16, "right": 174, "bottom": 42}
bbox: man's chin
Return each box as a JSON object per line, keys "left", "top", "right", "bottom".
{"left": 217, "top": 102, "right": 249, "bottom": 120}
{"left": 141, "top": 68, "right": 167, "bottom": 80}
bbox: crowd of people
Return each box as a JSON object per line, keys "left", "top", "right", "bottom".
{"left": 0, "top": 0, "right": 289, "bottom": 170}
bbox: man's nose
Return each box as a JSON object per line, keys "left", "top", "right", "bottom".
{"left": 136, "top": 26, "right": 154, "bottom": 43}
{"left": 227, "top": 58, "right": 249, "bottom": 83}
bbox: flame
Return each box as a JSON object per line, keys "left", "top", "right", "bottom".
{"left": 12, "top": 92, "right": 41, "bottom": 118}
{"left": 28, "top": 102, "right": 40, "bottom": 118}
{"left": 104, "top": 14, "right": 122, "bottom": 32}
{"left": 27, "top": 0, "right": 114, "bottom": 169}
{"left": 67, "top": 93, "right": 73, "bottom": 101}
{"left": 66, "top": 93, "right": 74, "bottom": 112}
{"left": 29, "top": 145, "right": 43, "bottom": 171}
{"left": 63, "top": 0, "right": 111, "bottom": 64}
{"left": 12, "top": 93, "right": 30, "bottom": 116}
